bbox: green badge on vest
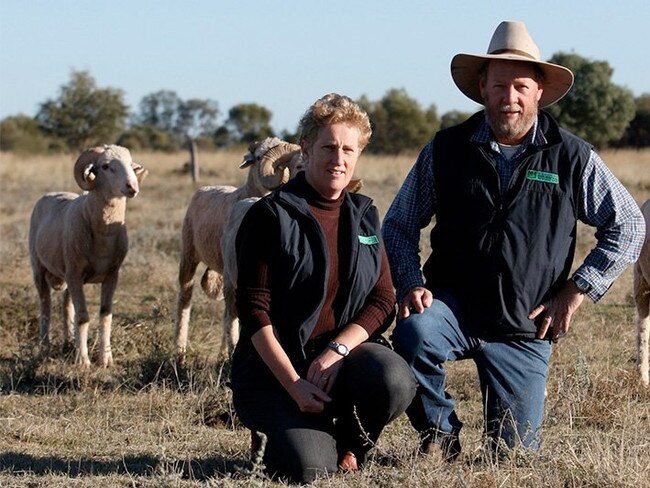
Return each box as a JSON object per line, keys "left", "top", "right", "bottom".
{"left": 526, "top": 170, "right": 559, "bottom": 184}
{"left": 358, "top": 235, "right": 379, "bottom": 245}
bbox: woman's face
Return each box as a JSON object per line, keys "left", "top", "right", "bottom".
{"left": 301, "top": 122, "right": 361, "bottom": 200}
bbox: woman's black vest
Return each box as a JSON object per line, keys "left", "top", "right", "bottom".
{"left": 423, "top": 111, "right": 591, "bottom": 339}
{"left": 233, "top": 175, "right": 384, "bottom": 371}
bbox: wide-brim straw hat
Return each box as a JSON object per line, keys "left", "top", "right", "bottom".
{"left": 450, "top": 20, "right": 574, "bottom": 108}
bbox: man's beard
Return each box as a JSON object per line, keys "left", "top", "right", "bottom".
{"left": 485, "top": 104, "right": 537, "bottom": 143}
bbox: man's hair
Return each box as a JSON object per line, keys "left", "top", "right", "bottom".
{"left": 298, "top": 93, "right": 372, "bottom": 149}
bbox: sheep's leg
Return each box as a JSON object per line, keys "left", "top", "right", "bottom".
{"left": 175, "top": 251, "right": 199, "bottom": 364}
{"left": 635, "top": 291, "right": 649, "bottom": 387}
{"left": 61, "top": 288, "right": 75, "bottom": 347}
{"left": 221, "top": 285, "right": 239, "bottom": 358}
{"left": 75, "top": 322, "right": 91, "bottom": 366}
{"left": 33, "top": 268, "right": 52, "bottom": 348}
{"left": 98, "top": 272, "right": 118, "bottom": 368}
{"left": 67, "top": 277, "right": 91, "bottom": 367}
{"left": 230, "top": 316, "right": 240, "bottom": 354}
{"left": 634, "top": 265, "right": 650, "bottom": 387}
{"left": 638, "top": 310, "right": 650, "bottom": 387}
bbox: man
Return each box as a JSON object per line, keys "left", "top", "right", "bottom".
{"left": 382, "top": 20, "right": 645, "bottom": 459}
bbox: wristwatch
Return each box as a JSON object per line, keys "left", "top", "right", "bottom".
{"left": 327, "top": 341, "right": 349, "bottom": 357}
{"left": 572, "top": 275, "right": 592, "bottom": 294}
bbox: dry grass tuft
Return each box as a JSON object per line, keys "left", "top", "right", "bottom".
{"left": 0, "top": 148, "right": 649, "bottom": 487}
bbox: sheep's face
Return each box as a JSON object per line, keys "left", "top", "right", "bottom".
{"left": 94, "top": 146, "right": 143, "bottom": 198}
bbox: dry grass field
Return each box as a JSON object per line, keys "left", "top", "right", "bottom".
{"left": 1, "top": 147, "right": 649, "bottom": 487}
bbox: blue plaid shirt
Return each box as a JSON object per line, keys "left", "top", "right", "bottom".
{"left": 382, "top": 116, "right": 646, "bottom": 302}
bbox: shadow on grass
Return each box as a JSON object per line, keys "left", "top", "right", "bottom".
{"left": 0, "top": 334, "right": 233, "bottom": 396}
{"left": 0, "top": 451, "right": 250, "bottom": 481}
{"left": 0, "top": 344, "right": 84, "bottom": 395}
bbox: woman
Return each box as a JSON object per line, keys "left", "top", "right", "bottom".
{"left": 231, "top": 93, "right": 416, "bottom": 483}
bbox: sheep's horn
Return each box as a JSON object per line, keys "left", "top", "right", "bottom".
{"left": 258, "top": 142, "right": 300, "bottom": 190}
{"left": 346, "top": 178, "right": 364, "bottom": 193}
{"left": 74, "top": 147, "right": 105, "bottom": 191}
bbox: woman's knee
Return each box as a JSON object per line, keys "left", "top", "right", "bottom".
{"left": 265, "top": 428, "right": 338, "bottom": 483}
{"left": 380, "top": 350, "right": 418, "bottom": 409}
{"left": 342, "top": 344, "right": 417, "bottom": 412}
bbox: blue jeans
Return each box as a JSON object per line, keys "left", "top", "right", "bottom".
{"left": 392, "top": 292, "right": 551, "bottom": 451}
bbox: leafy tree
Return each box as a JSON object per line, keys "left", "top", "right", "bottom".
{"left": 137, "top": 90, "right": 182, "bottom": 134}
{"left": 0, "top": 115, "right": 55, "bottom": 153}
{"left": 424, "top": 105, "right": 440, "bottom": 133}
{"left": 360, "top": 89, "right": 439, "bottom": 154}
{"left": 36, "top": 70, "right": 128, "bottom": 152}
{"left": 225, "top": 103, "right": 275, "bottom": 144}
{"left": 616, "top": 93, "right": 650, "bottom": 147}
{"left": 193, "top": 135, "right": 216, "bottom": 151}
{"left": 116, "top": 124, "right": 177, "bottom": 152}
{"left": 177, "top": 98, "right": 219, "bottom": 139}
{"left": 440, "top": 110, "right": 473, "bottom": 130}
{"left": 358, "top": 94, "right": 388, "bottom": 152}
{"left": 135, "top": 91, "right": 219, "bottom": 148}
{"left": 546, "top": 52, "right": 635, "bottom": 148}
{"left": 213, "top": 126, "right": 232, "bottom": 148}
{"left": 279, "top": 129, "right": 299, "bottom": 144}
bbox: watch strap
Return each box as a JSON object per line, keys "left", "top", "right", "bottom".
{"left": 572, "top": 275, "right": 592, "bottom": 294}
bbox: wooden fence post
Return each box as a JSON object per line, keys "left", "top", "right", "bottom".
{"left": 188, "top": 138, "right": 199, "bottom": 182}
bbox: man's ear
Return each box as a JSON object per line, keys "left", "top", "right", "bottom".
{"left": 478, "top": 76, "right": 487, "bottom": 101}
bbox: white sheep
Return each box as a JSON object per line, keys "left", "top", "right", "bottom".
{"left": 28, "top": 145, "right": 146, "bottom": 367}
{"left": 173, "top": 137, "right": 302, "bottom": 363}
{"left": 634, "top": 198, "right": 650, "bottom": 387}
{"left": 220, "top": 197, "right": 260, "bottom": 361}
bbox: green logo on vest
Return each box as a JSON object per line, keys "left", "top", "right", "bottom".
{"left": 526, "top": 170, "right": 559, "bottom": 184}
{"left": 358, "top": 235, "right": 379, "bottom": 245}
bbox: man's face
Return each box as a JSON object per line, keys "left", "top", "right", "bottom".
{"left": 479, "top": 60, "right": 544, "bottom": 145}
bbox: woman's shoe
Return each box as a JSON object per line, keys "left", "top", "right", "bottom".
{"left": 338, "top": 450, "right": 359, "bottom": 472}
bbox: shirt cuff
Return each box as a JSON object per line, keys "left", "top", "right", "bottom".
{"left": 572, "top": 269, "right": 605, "bottom": 302}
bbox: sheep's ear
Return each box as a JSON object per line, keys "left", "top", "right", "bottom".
{"left": 239, "top": 153, "right": 255, "bottom": 169}
{"left": 84, "top": 164, "right": 97, "bottom": 183}
{"left": 239, "top": 140, "right": 263, "bottom": 168}
{"left": 132, "top": 163, "right": 148, "bottom": 184}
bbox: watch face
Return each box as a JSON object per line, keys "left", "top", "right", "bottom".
{"left": 329, "top": 341, "right": 348, "bottom": 356}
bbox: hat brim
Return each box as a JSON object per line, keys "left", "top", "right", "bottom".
{"left": 451, "top": 53, "right": 574, "bottom": 108}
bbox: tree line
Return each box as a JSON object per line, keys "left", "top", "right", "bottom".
{"left": 1, "top": 51, "right": 649, "bottom": 155}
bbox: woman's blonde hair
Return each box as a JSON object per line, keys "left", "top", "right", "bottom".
{"left": 298, "top": 93, "right": 372, "bottom": 150}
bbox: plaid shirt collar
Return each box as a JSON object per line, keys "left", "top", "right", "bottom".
{"left": 470, "top": 113, "right": 547, "bottom": 155}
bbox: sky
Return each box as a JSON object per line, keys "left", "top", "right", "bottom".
{"left": 1, "top": 0, "right": 649, "bottom": 135}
